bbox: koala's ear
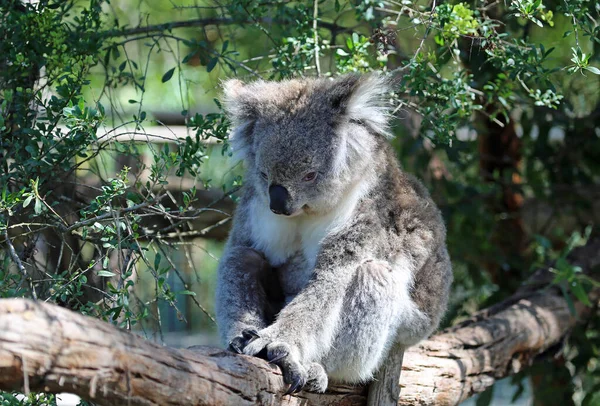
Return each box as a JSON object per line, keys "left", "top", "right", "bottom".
{"left": 222, "top": 79, "right": 261, "bottom": 124}
{"left": 327, "top": 74, "right": 391, "bottom": 137}
{"left": 221, "top": 79, "right": 261, "bottom": 161}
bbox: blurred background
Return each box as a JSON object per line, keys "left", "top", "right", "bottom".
{"left": 1, "top": 0, "right": 599, "bottom": 405}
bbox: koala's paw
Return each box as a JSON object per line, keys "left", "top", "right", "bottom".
{"left": 241, "top": 330, "right": 322, "bottom": 395}
{"left": 243, "top": 336, "right": 307, "bottom": 395}
{"left": 266, "top": 342, "right": 307, "bottom": 395}
{"left": 304, "top": 362, "right": 328, "bottom": 393}
{"left": 228, "top": 328, "right": 260, "bottom": 354}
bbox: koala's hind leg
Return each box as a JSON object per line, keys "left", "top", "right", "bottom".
{"left": 322, "top": 259, "right": 430, "bottom": 384}
{"left": 215, "top": 247, "right": 283, "bottom": 350}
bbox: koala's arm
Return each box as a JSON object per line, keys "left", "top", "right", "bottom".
{"left": 215, "top": 199, "right": 271, "bottom": 346}
{"left": 243, "top": 223, "right": 370, "bottom": 363}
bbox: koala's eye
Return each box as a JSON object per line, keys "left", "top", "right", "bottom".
{"left": 260, "top": 172, "right": 268, "bottom": 180}
{"left": 302, "top": 172, "right": 317, "bottom": 182}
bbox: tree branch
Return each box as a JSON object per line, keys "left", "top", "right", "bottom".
{"left": 0, "top": 239, "right": 598, "bottom": 405}
{"left": 102, "top": 17, "right": 349, "bottom": 39}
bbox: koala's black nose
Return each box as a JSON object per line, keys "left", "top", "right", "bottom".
{"left": 269, "top": 185, "right": 290, "bottom": 215}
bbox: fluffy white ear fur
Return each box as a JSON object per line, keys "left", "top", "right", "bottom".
{"left": 222, "top": 79, "right": 266, "bottom": 124}
{"left": 221, "top": 79, "right": 262, "bottom": 162}
{"left": 344, "top": 74, "right": 392, "bottom": 138}
{"left": 331, "top": 74, "right": 392, "bottom": 177}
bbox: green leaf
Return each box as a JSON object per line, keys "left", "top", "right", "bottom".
{"left": 25, "top": 144, "right": 38, "bottom": 156}
{"left": 531, "top": 17, "right": 543, "bottom": 27}
{"left": 97, "top": 270, "right": 116, "bottom": 277}
{"left": 182, "top": 51, "right": 196, "bottom": 64}
{"left": 162, "top": 67, "right": 176, "bottom": 83}
{"left": 571, "top": 282, "right": 592, "bottom": 306}
{"left": 178, "top": 290, "right": 197, "bottom": 296}
{"left": 584, "top": 66, "right": 600, "bottom": 75}
{"left": 476, "top": 385, "right": 494, "bottom": 406}
{"left": 221, "top": 40, "right": 229, "bottom": 53}
{"left": 22, "top": 195, "right": 33, "bottom": 208}
{"left": 560, "top": 284, "right": 577, "bottom": 316}
{"left": 34, "top": 198, "right": 42, "bottom": 215}
{"left": 207, "top": 57, "right": 218, "bottom": 72}
{"left": 154, "top": 252, "right": 162, "bottom": 270}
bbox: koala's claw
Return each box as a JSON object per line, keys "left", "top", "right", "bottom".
{"left": 269, "top": 354, "right": 287, "bottom": 365}
{"left": 242, "top": 328, "right": 260, "bottom": 339}
{"left": 268, "top": 352, "right": 288, "bottom": 365}
{"left": 262, "top": 342, "right": 308, "bottom": 395}
{"left": 229, "top": 340, "right": 243, "bottom": 354}
{"left": 284, "top": 376, "right": 305, "bottom": 395}
{"left": 228, "top": 328, "right": 260, "bottom": 354}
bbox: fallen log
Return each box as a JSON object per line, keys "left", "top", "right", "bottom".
{"left": 0, "top": 239, "right": 598, "bottom": 405}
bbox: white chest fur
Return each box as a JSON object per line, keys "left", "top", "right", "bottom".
{"left": 249, "top": 199, "right": 330, "bottom": 267}
{"left": 248, "top": 180, "right": 369, "bottom": 268}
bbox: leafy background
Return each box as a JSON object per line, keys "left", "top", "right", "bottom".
{"left": 0, "top": 0, "right": 599, "bottom": 404}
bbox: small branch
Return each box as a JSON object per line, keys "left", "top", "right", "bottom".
{"left": 3, "top": 228, "right": 37, "bottom": 300}
{"left": 412, "top": 0, "right": 437, "bottom": 63}
{"left": 313, "top": 0, "right": 321, "bottom": 77}
{"left": 147, "top": 217, "right": 232, "bottom": 240}
{"left": 103, "top": 17, "right": 349, "bottom": 39}
{"left": 64, "top": 196, "right": 165, "bottom": 233}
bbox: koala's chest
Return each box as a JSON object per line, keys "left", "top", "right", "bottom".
{"left": 249, "top": 201, "right": 330, "bottom": 269}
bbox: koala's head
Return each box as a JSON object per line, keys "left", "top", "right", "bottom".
{"left": 222, "top": 74, "right": 391, "bottom": 217}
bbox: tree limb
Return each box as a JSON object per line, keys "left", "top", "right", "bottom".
{"left": 0, "top": 239, "right": 598, "bottom": 405}
{"left": 102, "top": 17, "right": 349, "bottom": 39}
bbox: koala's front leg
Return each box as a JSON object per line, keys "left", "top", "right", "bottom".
{"left": 215, "top": 245, "right": 277, "bottom": 352}
{"left": 243, "top": 256, "right": 359, "bottom": 393}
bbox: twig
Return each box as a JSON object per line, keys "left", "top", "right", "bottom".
{"left": 313, "top": 0, "right": 321, "bottom": 77}
{"left": 22, "top": 354, "right": 30, "bottom": 395}
{"left": 154, "top": 243, "right": 216, "bottom": 324}
{"left": 103, "top": 17, "right": 347, "bottom": 39}
{"left": 3, "top": 228, "right": 37, "bottom": 300}
{"left": 145, "top": 217, "right": 232, "bottom": 240}
{"left": 413, "top": 0, "right": 437, "bottom": 61}
{"left": 64, "top": 196, "right": 165, "bottom": 233}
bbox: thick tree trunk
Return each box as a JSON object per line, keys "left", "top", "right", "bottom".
{"left": 0, "top": 239, "right": 598, "bottom": 406}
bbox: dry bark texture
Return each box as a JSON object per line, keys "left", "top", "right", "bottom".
{"left": 0, "top": 239, "right": 598, "bottom": 406}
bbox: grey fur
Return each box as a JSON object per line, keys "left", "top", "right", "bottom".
{"left": 215, "top": 74, "right": 452, "bottom": 393}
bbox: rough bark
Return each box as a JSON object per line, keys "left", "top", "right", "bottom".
{"left": 367, "top": 345, "right": 405, "bottom": 406}
{"left": 0, "top": 239, "right": 598, "bottom": 406}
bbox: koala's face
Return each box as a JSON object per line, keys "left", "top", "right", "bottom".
{"left": 223, "top": 74, "right": 390, "bottom": 217}
{"left": 252, "top": 117, "right": 342, "bottom": 216}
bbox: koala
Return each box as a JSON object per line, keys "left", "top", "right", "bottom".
{"left": 215, "top": 74, "right": 452, "bottom": 394}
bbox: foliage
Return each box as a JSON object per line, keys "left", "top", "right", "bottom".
{"left": 0, "top": 0, "right": 599, "bottom": 404}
